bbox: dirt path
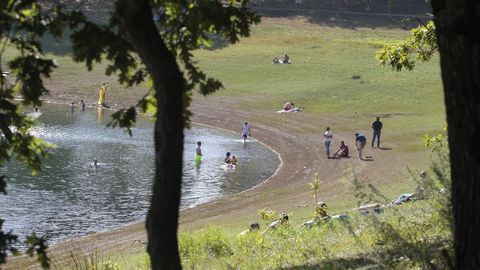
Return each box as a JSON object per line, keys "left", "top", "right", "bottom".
{"left": 6, "top": 93, "right": 421, "bottom": 269}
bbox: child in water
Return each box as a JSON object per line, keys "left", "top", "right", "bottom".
{"left": 231, "top": 156, "right": 238, "bottom": 166}
{"left": 224, "top": 152, "right": 231, "bottom": 164}
{"left": 195, "top": 141, "right": 202, "bottom": 163}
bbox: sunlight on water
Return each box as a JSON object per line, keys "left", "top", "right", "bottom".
{"left": 0, "top": 103, "right": 280, "bottom": 244}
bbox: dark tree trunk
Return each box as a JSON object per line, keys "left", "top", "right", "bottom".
{"left": 431, "top": 1, "right": 480, "bottom": 269}
{"left": 115, "top": 0, "right": 184, "bottom": 269}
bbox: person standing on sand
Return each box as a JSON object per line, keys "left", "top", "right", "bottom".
{"left": 241, "top": 121, "right": 251, "bottom": 146}
{"left": 372, "top": 116, "right": 383, "bottom": 148}
{"left": 355, "top": 133, "right": 367, "bottom": 159}
{"left": 324, "top": 127, "right": 333, "bottom": 158}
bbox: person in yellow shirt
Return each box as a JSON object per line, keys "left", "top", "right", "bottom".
{"left": 98, "top": 82, "right": 107, "bottom": 107}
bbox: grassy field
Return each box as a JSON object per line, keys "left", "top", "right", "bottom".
{"left": 3, "top": 8, "right": 449, "bottom": 269}
{"left": 194, "top": 16, "right": 443, "bottom": 128}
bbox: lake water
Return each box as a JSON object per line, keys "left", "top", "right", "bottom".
{"left": 0, "top": 103, "right": 280, "bottom": 244}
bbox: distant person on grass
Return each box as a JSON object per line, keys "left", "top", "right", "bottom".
{"left": 304, "top": 202, "right": 330, "bottom": 227}
{"left": 283, "top": 53, "right": 290, "bottom": 64}
{"left": 324, "top": 127, "right": 333, "bottom": 158}
{"left": 239, "top": 222, "right": 260, "bottom": 236}
{"left": 240, "top": 121, "right": 251, "bottom": 146}
{"left": 272, "top": 56, "right": 280, "bottom": 64}
{"left": 268, "top": 213, "right": 289, "bottom": 230}
{"left": 372, "top": 116, "right": 383, "bottom": 147}
{"left": 283, "top": 102, "right": 294, "bottom": 111}
{"left": 355, "top": 133, "right": 367, "bottom": 159}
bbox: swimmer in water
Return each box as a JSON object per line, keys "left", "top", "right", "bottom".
{"left": 231, "top": 155, "right": 238, "bottom": 166}
{"left": 93, "top": 158, "right": 98, "bottom": 168}
{"left": 224, "top": 152, "right": 232, "bottom": 164}
{"left": 195, "top": 141, "right": 202, "bottom": 163}
{"left": 80, "top": 100, "right": 86, "bottom": 111}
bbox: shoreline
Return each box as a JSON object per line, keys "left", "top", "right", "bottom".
{"left": 6, "top": 94, "right": 425, "bottom": 269}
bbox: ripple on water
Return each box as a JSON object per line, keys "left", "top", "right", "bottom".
{"left": 1, "top": 104, "right": 280, "bottom": 245}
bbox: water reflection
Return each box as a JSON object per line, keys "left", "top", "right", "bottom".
{"left": 0, "top": 103, "right": 280, "bottom": 244}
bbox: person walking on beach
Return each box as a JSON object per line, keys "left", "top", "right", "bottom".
{"left": 324, "top": 127, "right": 333, "bottom": 158}
{"left": 241, "top": 121, "right": 251, "bottom": 146}
{"left": 372, "top": 116, "right": 383, "bottom": 148}
{"left": 355, "top": 133, "right": 367, "bottom": 159}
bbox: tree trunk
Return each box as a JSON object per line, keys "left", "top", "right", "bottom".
{"left": 431, "top": 1, "right": 480, "bottom": 269}
{"left": 115, "top": 1, "right": 184, "bottom": 269}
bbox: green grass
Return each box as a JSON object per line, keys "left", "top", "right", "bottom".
{"left": 67, "top": 198, "right": 449, "bottom": 270}
{"left": 3, "top": 11, "right": 448, "bottom": 270}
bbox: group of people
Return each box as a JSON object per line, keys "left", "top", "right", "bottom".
{"left": 224, "top": 152, "right": 238, "bottom": 167}
{"left": 323, "top": 117, "right": 383, "bottom": 160}
{"left": 272, "top": 53, "right": 291, "bottom": 64}
{"left": 240, "top": 202, "right": 336, "bottom": 235}
{"left": 70, "top": 82, "right": 111, "bottom": 113}
{"left": 194, "top": 121, "right": 252, "bottom": 167}
{"left": 70, "top": 100, "right": 86, "bottom": 112}
{"left": 323, "top": 127, "right": 349, "bottom": 159}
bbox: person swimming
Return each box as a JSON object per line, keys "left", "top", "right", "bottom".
{"left": 231, "top": 155, "right": 238, "bottom": 166}
{"left": 93, "top": 158, "right": 98, "bottom": 168}
{"left": 224, "top": 152, "right": 231, "bottom": 164}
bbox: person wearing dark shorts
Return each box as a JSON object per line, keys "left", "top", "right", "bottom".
{"left": 372, "top": 116, "right": 383, "bottom": 148}
{"left": 240, "top": 121, "right": 251, "bottom": 146}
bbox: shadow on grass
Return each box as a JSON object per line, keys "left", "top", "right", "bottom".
{"left": 252, "top": 0, "right": 432, "bottom": 30}
{"left": 378, "top": 147, "right": 392, "bottom": 151}
{"left": 280, "top": 256, "right": 377, "bottom": 270}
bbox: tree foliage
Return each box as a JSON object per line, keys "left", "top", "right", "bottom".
{"left": 376, "top": 21, "right": 437, "bottom": 71}
{"left": 0, "top": 1, "right": 74, "bottom": 267}
{"left": 1, "top": 0, "right": 259, "bottom": 268}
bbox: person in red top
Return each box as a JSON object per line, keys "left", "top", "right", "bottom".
{"left": 333, "top": 141, "right": 349, "bottom": 158}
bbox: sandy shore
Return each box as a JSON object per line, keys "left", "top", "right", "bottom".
{"left": 6, "top": 93, "right": 421, "bottom": 269}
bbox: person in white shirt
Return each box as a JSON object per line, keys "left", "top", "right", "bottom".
{"left": 240, "top": 121, "right": 251, "bottom": 146}
{"left": 324, "top": 127, "right": 333, "bottom": 158}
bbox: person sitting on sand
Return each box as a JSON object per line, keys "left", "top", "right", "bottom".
{"left": 268, "top": 213, "right": 289, "bottom": 230}
{"left": 238, "top": 222, "right": 260, "bottom": 236}
{"left": 283, "top": 102, "right": 294, "bottom": 111}
{"left": 224, "top": 152, "right": 232, "bottom": 164}
{"left": 272, "top": 56, "right": 280, "bottom": 64}
{"left": 333, "top": 141, "right": 349, "bottom": 158}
